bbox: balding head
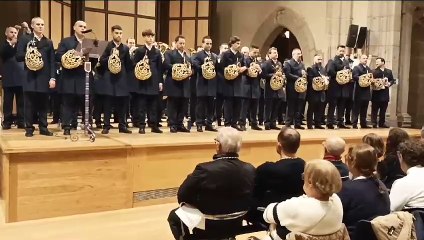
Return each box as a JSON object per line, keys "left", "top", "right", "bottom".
{"left": 292, "top": 48, "right": 302, "bottom": 61}
{"left": 277, "top": 127, "right": 301, "bottom": 154}
{"left": 5, "top": 27, "right": 18, "bottom": 40}
{"left": 241, "top": 46, "right": 250, "bottom": 57}
{"left": 73, "top": 20, "right": 87, "bottom": 37}
{"left": 323, "top": 136, "right": 346, "bottom": 157}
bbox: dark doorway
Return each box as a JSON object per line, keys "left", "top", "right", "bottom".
{"left": 269, "top": 28, "right": 300, "bottom": 63}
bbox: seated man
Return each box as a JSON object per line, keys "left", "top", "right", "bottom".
{"left": 168, "top": 127, "right": 256, "bottom": 239}
{"left": 323, "top": 136, "right": 349, "bottom": 181}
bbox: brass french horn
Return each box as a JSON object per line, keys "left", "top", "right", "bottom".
{"left": 134, "top": 55, "right": 152, "bottom": 81}
{"left": 358, "top": 72, "right": 374, "bottom": 87}
{"left": 172, "top": 58, "right": 192, "bottom": 81}
{"left": 270, "top": 64, "right": 286, "bottom": 91}
{"left": 247, "top": 60, "right": 261, "bottom": 78}
{"left": 336, "top": 69, "right": 352, "bottom": 85}
{"left": 312, "top": 72, "right": 329, "bottom": 91}
{"left": 108, "top": 48, "right": 122, "bottom": 74}
{"left": 25, "top": 40, "right": 44, "bottom": 71}
{"left": 224, "top": 61, "right": 240, "bottom": 80}
{"left": 61, "top": 49, "right": 83, "bottom": 69}
{"left": 371, "top": 77, "right": 387, "bottom": 91}
{"left": 294, "top": 72, "right": 308, "bottom": 93}
{"left": 201, "top": 56, "right": 216, "bottom": 80}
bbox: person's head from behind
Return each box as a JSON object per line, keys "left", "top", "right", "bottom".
{"left": 397, "top": 139, "right": 424, "bottom": 174}
{"left": 386, "top": 128, "right": 410, "bottom": 154}
{"left": 215, "top": 127, "right": 242, "bottom": 155}
{"left": 323, "top": 136, "right": 346, "bottom": 159}
{"left": 362, "top": 133, "right": 385, "bottom": 158}
{"left": 303, "top": 160, "right": 342, "bottom": 201}
{"left": 345, "top": 144, "right": 378, "bottom": 178}
{"left": 277, "top": 126, "right": 300, "bottom": 157}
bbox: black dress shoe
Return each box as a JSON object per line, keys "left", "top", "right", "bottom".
{"left": 373, "top": 124, "right": 378, "bottom": 128}
{"left": 157, "top": 123, "right": 163, "bottom": 127}
{"left": 338, "top": 124, "right": 351, "bottom": 129}
{"left": 315, "top": 125, "right": 325, "bottom": 129}
{"left": 327, "top": 124, "right": 335, "bottom": 129}
{"left": 345, "top": 121, "right": 353, "bottom": 125}
{"left": 352, "top": 124, "right": 358, "bottom": 129}
{"left": 17, "top": 124, "right": 25, "bottom": 129}
{"left": 101, "top": 129, "right": 109, "bottom": 134}
{"left": 170, "top": 127, "right": 178, "bottom": 133}
{"left": 217, "top": 119, "right": 222, "bottom": 126}
{"left": 278, "top": 121, "right": 284, "bottom": 125}
{"left": 197, "top": 125, "right": 203, "bottom": 132}
{"left": 307, "top": 125, "right": 314, "bottom": 130}
{"left": 64, "top": 129, "right": 71, "bottom": 135}
{"left": 264, "top": 124, "right": 271, "bottom": 130}
{"left": 2, "top": 125, "right": 11, "bottom": 130}
{"left": 25, "top": 132, "right": 34, "bottom": 137}
{"left": 251, "top": 125, "right": 263, "bottom": 131}
{"left": 258, "top": 122, "right": 264, "bottom": 126}
{"left": 119, "top": 128, "right": 132, "bottom": 134}
{"left": 295, "top": 125, "right": 305, "bottom": 130}
{"left": 271, "top": 125, "right": 281, "bottom": 130}
{"left": 361, "top": 125, "right": 372, "bottom": 129}
{"left": 205, "top": 125, "right": 217, "bottom": 132}
{"left": 379, "top": 124, "right": 390, "bottom": 128}
{"left": 240, "top": 125, "right": 247, "bottom": 131}
{"left": 40, "top": 130, "right": 53, "bottom": 136}
{"left": 151, "top": 126, "right": 163, "bottom": 133}
{"left": 177, "top": 126, "right": 190, "bottom": 133}
{"left": 139, "top": 127, "right": 145, "bottom": 134}
{"left": 231, "top": 125, "right": 243, "bottom": 131}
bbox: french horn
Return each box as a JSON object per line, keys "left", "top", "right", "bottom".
{"left": 134, "top": 55, "right": 152, "bottom": 81}
{"left": 224, "top": 62, "right": 240, "bottom": 80}
{"left": 294, "top": 72, "right": 308, "bottom": 93}
{"left": 371, "top": 77, "right": 387, "bottom": 91}
{"left": 201, "top": 56, "right": 216, "bottom": 80}
{"left": 270, "top": 64, "right": 286, "bottom": 91}
{"left": 25, "top": 40, "right": 44, "bottom": 71}
{"left": 358, "top": 72, "right": 374, "bottom": 88}
{"left": 247, "top": 61, "right": 261, "bottom": 78}
{"left": 61, "top": 49, "right": 83, "bottom": 69}
{"left": 312, "top": 75, "right": 329, "bottom": 91}
{"left": 108, "top": 48, "right": 121, "bottom": 74}
{"left": 158, "top": 43, "right": 170, "bottom": 62}
{"left": 172, "top": 59, "right": 192, "bottom": 81}
{"left": 336, "top": 69, "right": 352, "bottom": 85}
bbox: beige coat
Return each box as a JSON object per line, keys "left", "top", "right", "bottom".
{"left": 371, "top": 211, "right": 417, "bottom": 240}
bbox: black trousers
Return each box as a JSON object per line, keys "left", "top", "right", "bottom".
{"left": 258, "top": 90, "right": 265, "bottom": 123}
{"left": 240, "top": 98, "right": 259, "bottom": 126}
{"left": 50, "top": 92, "right": 61, "bottom": 122}
{"left": 307, "top": 100, "right": 323, "bottom": 126}
{"left": 62, "top": 93, "right": 92, "bottom": 130}
{"left": 327, "top": 97, "right": 346, "bottom": 126}
{"left": 265, "top": 98, "right": 280, "bottom": 126}
{"left": 345, "top": 98, "right": 353, "bottom": 123}
{"left": 93, "top": 94, "right": 104, "bottom": 125}
{"left": 352, "top": 100, "right": 369, "bottom": 126}
{"left": 129, "top": 92, "right": 139, "bottom": 125}
{"left": 286, "top": 97, "right": 302, "bottom": 126}
{"left": 223, "top": 97, "right": 242, "bottom": 126}
{"left": 196, "top": 96, "right": 215, "bottom": 126}
{"left": 320, "top": 101, "right": 328, "bottom": 125}
{"left": 371, "top": 101, "right": 389, "bottom": 126}
{"left": 103, "top": 95, "right": 128, "bottom": 130}
{"left": 136, "top": 94, "right": 158, "bottom": 127}
{"left": 189, "top": 93, "right": 197, "bottom": 121}
{"left": 2, "top": 86, "right": 24, "bottom": 126}
{"left": 215, "top": 93, "right": 224, "bottom": 121}
{"left": 167, "top": 97, "right": 189, "bottom": 128}
{"left": 23, "top": 91, "right": 49, "bottom": 133}
{"left": 277, "top": 100, "right": 287, "bottom": 123}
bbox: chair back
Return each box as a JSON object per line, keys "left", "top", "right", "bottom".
{"left": 353, "top": 220, "right": 377, "bottom": 240}
{"left": 411, "top": 210, "right": 424, "bottom": 240}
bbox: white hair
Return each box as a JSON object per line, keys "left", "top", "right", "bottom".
{"left": 324, "top": 136, "right": 346, "bottom": 156}
{"left": 30, "top": 17, "right": 43, "bottom": 26}
{"left": 241, "top": 46, "right": 250, "bottom": 53}
{"left": 216, "top": 127, "right": 242, "bottom": 153}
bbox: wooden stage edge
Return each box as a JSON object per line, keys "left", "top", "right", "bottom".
{"left": 0, "top": 127, "right": 421, "bottom": 223}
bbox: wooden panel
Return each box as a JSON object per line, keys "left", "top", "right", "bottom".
{"left": 182, "top": 20, "right": 195, "bottom": 49}
{"left": 137, "top": 18, "right": 156, "bottom": 45}
{"left": 168, "top": 20, "right": 180, "bottom": 45}
{"left": 138, "top": 0, "right": 156, "bottom": 17}
{"left": 1, "top": 154, "right": 10, "bottom": 222}
{"left": 108, "top": 14, "right": 134, "bottom": 42}
{"left": 108, "top": 1, "right": 135, "bottom": 14}
{"left": 63, "top": 5, "right": 71, "bottom": 38}
{"left": 40, "top": 1, "right": 50, "bottom": 38}
{"left": 182, "top": 0, "right": 196, "bottom": 17}
{"left": 85, "top": 11, "right": 106, "bottom": 41}
{"left": 169, "top": 0, "right": 180, "bottom": 18}
{"left": 85, "top": 0, "right": 104, "bottom": 9}
{"left": 50, "top": 1, "right": 62, "bottom": 49}
{"left": 197, "top": 19, "right": 209, "bottom": 47}
{"left": 198, "top": 0, "right": 209, "bottom": 17}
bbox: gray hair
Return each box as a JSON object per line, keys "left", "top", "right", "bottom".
{"left": 216, "top": 127, "right": 242, "bottom": 153}
{"left": 324, "top": 136, "right": 346, "bottom": 156}
{"left": 31, "top": 17, "right": 43, "bottom": 26}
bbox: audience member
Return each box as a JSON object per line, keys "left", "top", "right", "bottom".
{"left": 323, "top": 136, "right": 349, "bottom": 180}
{"left": 390, "top": 139, "right": 424, "bottom": 211}
{"left": 362, "top": 133, "right": 385, "bottom": 159}
{"left": 338, "top": 144, "right": 390, "bottom": 238}
{"left": 377, "top": 128, "right": 410, "bottom": 188}
{"left": 167, "top": 127, "right": 255, "bottom": 239}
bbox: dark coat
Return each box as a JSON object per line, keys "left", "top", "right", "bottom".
{"left": 56, "top": 36, "right": 94, "bottom": 95}
{"left": 240, "top": 57, "right": 261, "bottom": 99}
{"left": 306, "top": 64, "right": 326, "bottom": 103}
{"left": 130, "top": 45, "right": 163, "bottom": 95}
{"left": 216, "top": 54, "right": 225, "bottom": 95}
{"left": 95, "top": 41, "right": 132, "bottom": 97}
{"left": 221, "top": 50, "right": 245, "bottom": 97}
{"left": 177, "top": 153, "right": 256, "bottom": 215}
{"left": 192, "top": 50, "right": 217, "bottom": 97}
{"left": 326, "top": 56, "right": 353, "bottom": 100}
{"left": 352, "top": 64, "right": 372, "bottom": 101}
{"left": 261, "top": 59, "right": 283, "bottom": 99}
{"left": 0, "top": 40, "right": 24, "bottom": 87}
{"left": 163, "top": 49, "right": 191, "bottom": 98}
{"left": 371, "top": 67, "right": 395, "bottom": 102}
{"left": 283, "top": 58, "right": 306, "bottom": 100}
{"left": 16, "top": 33, "right": 56, "bottom": 93}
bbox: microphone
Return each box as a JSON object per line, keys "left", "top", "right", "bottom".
{"left": 82, "top": 29, "right": 92, "bottom": 34}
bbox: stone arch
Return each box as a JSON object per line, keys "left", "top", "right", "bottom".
{"left": 251, "top": 7, "right": 317, "bottom": 65}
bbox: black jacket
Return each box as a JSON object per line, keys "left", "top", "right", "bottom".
{"left": 262, "top": 59, "right": 282, "bottom": 99}
{"left": 177, "top": 153, "right": 256, "bottom": 215}
{"left": 240, "top": 56, "right": 261, "bottom": 99}
{"left": 306, "top": 64, "right": 326, "bottom": 103}
{"left": 0, "top": 40, "right": 24, "bottom": 87}
{"left": 163, "top": 49, "right": 191, "bottom": 98}
{"left": 326, "top": 56, "right": 352, "bottom": 99}
{"left": 192, "top": 50, "right": 217, "bottom": 97}
{"left": 221, "top": 50, "right": 245, "bottom": 97}
{"left": 372, "top": 67, "right": 395, "bottom": 102}
{"left": 283, "top": 58, "right": 306, "bottom": 100}
{"left": 377, "top": 153, "right": 406, "bottom": 189}
{"left": 130, "top": 45, "right": 163, "bottom": 95}
{"left": 352, "top": 64, "right": 372, "bottom": 101}
{"left": 216, "top": 54, "right": 225, "bottom": 95}
{"left": 16, "top": 33, "right": 56, "bottom": 93}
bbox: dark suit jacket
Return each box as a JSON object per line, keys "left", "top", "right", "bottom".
{"left": 16, "top": 33, "right": 55, "bottom": 93}
{"left": 221, "top": 50, "right": 245, "bottom": 97}
{"left": 306, "top": 64, "right": 326, "bottom": 103}
{"left": 326, "top": 56, "right": 352, "bottom": 99}
{"left": 216, "top": 54, "right": 225, "bottom": 95}
{"left": 95, "top": 41, "right": 132, "bottom": 97}
{"left": 163, "top": 49, "right": 191, "bottom": 98}
{"left": 372, "top": 67, "right": 395, "bottom": 102}
{"left": 130, "top": 45, "right": 163, "bottom": 95}
{"left": 177, "top": 153, "right": 256, "bottom": 215}
{"left": 0, "top": 40, "right": 24, "bottom": 87}
{"left": 284, "top": 59, "right": 306, "bottom": 100}
{"left": 352, "top": 64, "right": 372, "bottom": 101}
{"left": 240, "top": 57, "right": 261, "bottom": 99}
{"left": 192, "top": 50, "right": 217, "bottom": 97}
{"left": 261, "top": 59, "right": 282, "bottom": 99}
{"left": 56, "top": 36, "right": 94, "bottom": 95}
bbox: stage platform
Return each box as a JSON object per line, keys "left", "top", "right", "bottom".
{"left": 0, "top": 126, "right": 421, "bottom": 223}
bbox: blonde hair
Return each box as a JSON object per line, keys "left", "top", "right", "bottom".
{"left": 304, "top": 160, "right": 342, "bottom": 197}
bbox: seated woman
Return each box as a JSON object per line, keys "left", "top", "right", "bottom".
{"left": 338, "top": 144, "right": 390, "bottom": 238}
{"left": 362, "top": 133, "right": 385, "bottom": 160}
{"left": 390, "top": 139, "right": 424, "bottom": 211}
{"left": 262, "top": 160, "right": 343, "bottom": 240}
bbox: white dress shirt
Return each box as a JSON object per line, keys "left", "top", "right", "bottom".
{"left": 390, "top": 166, "right": 424, "bottom": 211}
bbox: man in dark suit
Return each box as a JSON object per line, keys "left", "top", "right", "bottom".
{"left": 16, "top": 17, "right": 56, "bottom": 137}
{"left": 284, "top": 48, "right": 306, "bottom": 129}
{"left": 306, "top": 54, "right": 327, "bottom": 129}
{"left": 371, "top": 57, "right": 395, "bottom": 128}
{"left": 167, "top": 127, "right": 255, "bottom": 239}
{"left": 352, "top": 54, "right": 372, "bottom": 129}
{"left": 0, "top": 26, "right": 24, "bottom": 129}
{"left": 192, "top": 36, "right": 217, "bottom": 132}
{"left": 131, "top": 29, "right": 163, "bottom": 134}
{"left": 214, "top": 43, "right": 228, "bottom": 126}
{"left": 221, "top": 36, "right": 247, "bottom": 131}
{"left": 326, "top": 45, "right": 352, "bottom": 129}
{"left": 96, "top": 25, "right": 132, "bottom": 134}
{"left": 56, "top": 21, "right": 93, "bottom": 135}
{"left": 163, "top": 35, "right": 191, "bottom": 133}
